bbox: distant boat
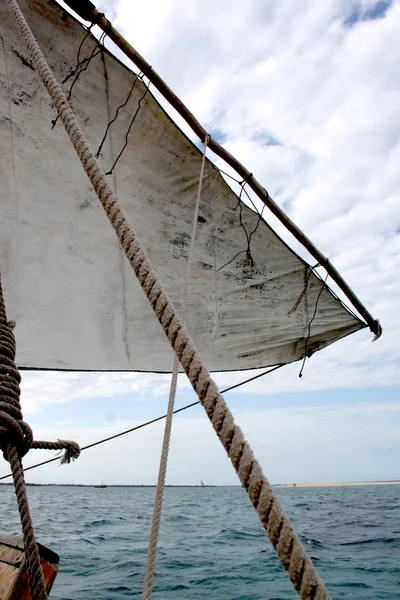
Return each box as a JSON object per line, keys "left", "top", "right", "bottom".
{"left": 94, "top": 484, "right": 107, "bottom": 489}
{"left": 200, "top": 481, "right": 205, "bottom": 487}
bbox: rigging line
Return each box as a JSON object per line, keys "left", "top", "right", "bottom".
{"left": 218, "top": 166, "right": 263, "bottom": 217}
{"left": 240, "top": 181, "right": 264, "bottom": 217}
{"left": 288, "top": 266, "right": 313, "bottom": 317}
{"left": 217, "top": 183, "right": 265, "bottom": 272}
{"left": 217, "top": 249, "right": 247, "bottom": 272}
{"left": 62, "top": 23, "right": 94, "bottom": 83}
{"left": 287, "top": 263, "right": 321, "bottom": 317}
{"left": 52, "top": 30, "right": 106, "bottom": 129}
{"left": 0, "top": 364, "right": 283, "bottom": 481}
{"left": 105, "top": 80, "right": 151, "bottom": 175}
{"left": 298, "top": 272, "right": 329, "bottom": 379}
{"left": 214, "top": 165, "right": 264, "bottom": 219}
{"left": 142, "top": 136, "right": 210, "bottom": 600}
{"left": 96, "top": 70, "right": 143, "bottom": 158}
{"left": 216, "top": 165, "right": 241, "bottom": 184}
{"left": 246, "top": 202, "right": 266, "bottom": 243}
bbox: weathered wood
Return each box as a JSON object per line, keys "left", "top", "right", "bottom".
{"left": 0, "top": 534, "right": 59, "bottom": 600}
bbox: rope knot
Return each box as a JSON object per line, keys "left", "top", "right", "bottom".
{"left": 30, "top": 438, "right": 81, "bottom": 464}
{"left": 59, "top": 439, "right": 81, "bottom": 463}
{"left": 0, "top": 411, "right": 33, "bottom": 460}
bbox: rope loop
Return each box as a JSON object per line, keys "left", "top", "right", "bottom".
{"left": 0, "top": 293, "right": 33, "bottom": 460}
{"left": 0, "top": 411, "right": 33, "bottom": 460}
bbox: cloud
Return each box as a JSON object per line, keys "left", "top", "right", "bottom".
{"left": 1, "top": 399, "right": 398, "bottom": 484}
{"left": 51, "top": 0, "right": 400, "bottom": 396}
{"left": 19, "top": 371, "right": 175, "bottom": 414}
{"left": 11, "top": 0, "right": 398, "bottom": 488}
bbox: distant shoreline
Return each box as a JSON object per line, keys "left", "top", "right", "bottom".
{"left": 1, "top": 481, "right": 400, "bottom": 488}
{"left": 273, "top": 481, "right": 400, "bottom": 488}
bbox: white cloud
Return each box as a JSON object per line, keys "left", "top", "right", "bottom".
{"left": 19, "top": 371, "right": 177, "bottom": 414}
{"left": 1, "top": 399, "right": 398, "bottom": 484}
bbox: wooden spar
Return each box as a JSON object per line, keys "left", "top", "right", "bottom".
{"left": 63, "top": 0, "right": 381, "bottom": 337}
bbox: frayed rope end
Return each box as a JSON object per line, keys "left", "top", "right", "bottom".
{"left": 58, "top": 440, "right": 81, "bottom": 464}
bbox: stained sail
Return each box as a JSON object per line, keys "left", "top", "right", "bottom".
{"left": 0, "top": 0, "right": 365, "bottom": 372}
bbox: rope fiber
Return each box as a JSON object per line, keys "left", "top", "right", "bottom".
{"left": 4, "top": 1, "right": 331, "bottom": 597}
{"left": 142, "top": 136, "right": 209, "bottom": 599}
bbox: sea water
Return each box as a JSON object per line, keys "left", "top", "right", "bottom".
{"left": 0, "top": 484, "right": 399, "bottom": 599}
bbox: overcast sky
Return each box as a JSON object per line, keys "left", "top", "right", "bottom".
{"left": 1, "top": 0, "right": 399, "bottom": 486}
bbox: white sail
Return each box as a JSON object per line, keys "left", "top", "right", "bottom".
{"left": 0, "top": 0, "right": 364, "bottom": 372}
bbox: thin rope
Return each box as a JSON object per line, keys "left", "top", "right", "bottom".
{"left": 4, "top": 2, "right": 330, "bottom": 597}
{"left": 0, "top": 364, "right": 283, "bottom": 481}
{"left": 298, "top": 273, "right": 329, "bottom": 379}
{"left": 142, "top": 137, "right": 209, "bottom": 599}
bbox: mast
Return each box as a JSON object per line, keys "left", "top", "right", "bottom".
{"left": 63, "top": 0, "right": 381, "bottom": 338}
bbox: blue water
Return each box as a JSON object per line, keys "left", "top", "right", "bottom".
{"left": 0, "top": 484, "right": 399, "bottom": 599}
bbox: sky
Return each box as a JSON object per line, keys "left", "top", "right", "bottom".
{"left": 1, "top": 0, "right": 399, "bottom": 486}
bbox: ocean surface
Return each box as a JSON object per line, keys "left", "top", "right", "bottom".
{"left": 0, "top": 484, "right": 399, "bottom": 599}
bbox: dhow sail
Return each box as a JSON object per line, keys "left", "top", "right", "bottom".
{"left": 0, "top": 0, "right": 369, "bottom": 374}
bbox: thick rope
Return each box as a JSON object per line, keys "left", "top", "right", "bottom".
{"left": 31, "top": 439, "right": 81, "bottom": 463}
{"left": 4, "top": 1, "right": 330, "bottom": 597}
{"left": 143, "top": 137, "right": 209, "bottom": 599}
{"left": 0, "top": 278, "right": 47, "bottom": 600}
{"left": 7, "top": 444, "right": 47, "bottom": 600}
{"left": 0, "top": 271, "right": 81, "bottom": 600}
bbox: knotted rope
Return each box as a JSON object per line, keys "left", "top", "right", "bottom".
{"left": 143, "top": 137, "right": 209, "bottom": 599}
{"left": 4, "top": 1, "right": 330, "bottom": 597}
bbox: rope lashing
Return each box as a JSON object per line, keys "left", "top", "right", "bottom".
{"left": 143, "top": 136, "right": 210, "bottom": 600}
{"left": 4, "top": 1, "right": 330, "bottom": 597}
{"left": 0, "top": 279, "right": 81, "bottom": 600}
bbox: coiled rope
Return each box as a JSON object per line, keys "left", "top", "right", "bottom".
{"left": 4, "top": 1, "right": 330, "bottom": 597}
